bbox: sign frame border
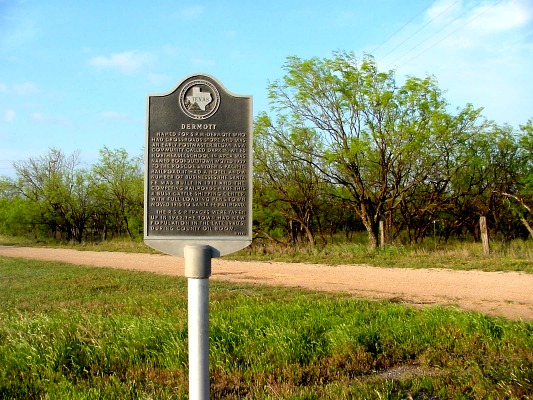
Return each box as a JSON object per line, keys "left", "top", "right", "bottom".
{"left": 144, "top": 73, "right": 253, "bottom": 258}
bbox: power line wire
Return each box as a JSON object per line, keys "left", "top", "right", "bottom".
{"left": 386, "top": 0, "right": 484, "bottom": 68}
{"left": 371, "top": 3, "right": 433, "bottom": 54}
{"left": 378, "top": 0, "right": 463, "bottom": 62}
{"left": 397, "top": 0, "right": 505, "bottom": 69}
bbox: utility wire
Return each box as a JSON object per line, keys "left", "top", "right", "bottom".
{"left": 378, "top": 0, "right": 462, "bottom": 62}
{"left": 371, "top": 2, "right": 433, "bottom": 54}
{"left": 387, "top": 0, "right": 484, "bottom": 68}
{"left": 397, "top": 0, "right": 505, "bottom": 69}
{"left": 0, "top": 160, "right": 20, "bottom": 171}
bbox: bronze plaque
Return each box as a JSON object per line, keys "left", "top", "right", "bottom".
{"left": 144, "top": 74, "right": 252, "bottom": 257}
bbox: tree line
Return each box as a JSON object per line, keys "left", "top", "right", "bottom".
{"left": 1, "top": 52, "right": 532, "bottom": 248}
{"left": 0, "top": 147, "right": 143, "bottom": 242}
{"left": 253, "top": 52, "right": 533, "bottom": 249}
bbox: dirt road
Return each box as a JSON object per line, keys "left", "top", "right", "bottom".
{"left": 1, "top": 246, "right": 532, "bottom": 321}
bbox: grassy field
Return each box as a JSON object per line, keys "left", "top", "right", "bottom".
{"left": 1, "top": 256, "right": 532, "bottom": 399}
{"left": 234, "top": 238, "right": 533, "bottom": 273}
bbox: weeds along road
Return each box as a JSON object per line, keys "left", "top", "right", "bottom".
{"left": 1, "top": 246, "right": 532, "bottom": 321}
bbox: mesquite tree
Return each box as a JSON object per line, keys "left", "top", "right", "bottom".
{"left": 13, "top": 148, "right": 95, "bottom": 242}
{"left": 92, "top": 147, "right": 143, "bottom": 239}
{"left": 254, "top": 114, "right": 329, "bottom": 245}
{"left": 265, "top": 51, "right": 483, "bottom": 249}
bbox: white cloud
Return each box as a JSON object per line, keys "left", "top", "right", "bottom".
{"left": 99, "top": 111, "right": 132, "bottom": 122}
{"left": 3, "top": 109, "right": 16, "bottom": 122}
{"left": 147, "top": 73, "right": 170, "bottom": 86}
{"left": 99, "top": 111, "right": 141, "bottom": 125}
{"left": 426, "top": 0, "right": 462, "bottom": 22}
{"left": 176, "top": 6, "right": 205, "bottom": 19}
{"left": 467, "top": 0, "right": 532, "bottom": 34}
{"left": 426, "top": 0, "right": 533, "bottom": 50}
{"left": 12, "top": 81, "right": 38, "bottom": 95}
{"left": 0, "top": 81, "right": 38, "bottom": 95}
{"left": 377, "top": 0, "right": 533, "bottom": 126}
{"left": 192, "top": 57, "right": 215, "bottom": 67}
{"left": 224, "top": 30, "right": 238, "bottom": 39}
{"left": 88, "top": 50, "right": 153, "bottom": 74}
{"left": 30, "top": 112, "right": 46, "bottom": 122}
{"left": 31, "top": 112, "right": 71, "bottom": 126}
{"left": 0, "top": 11, "right": 37, "bottom": 50}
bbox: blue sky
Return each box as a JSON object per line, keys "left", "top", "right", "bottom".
{"left": 1, "top": 0, "right": 532, "bottom": 177}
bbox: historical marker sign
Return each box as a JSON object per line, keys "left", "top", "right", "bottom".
{"left": 144, "top": 74, "right": 252, "bottom": 257}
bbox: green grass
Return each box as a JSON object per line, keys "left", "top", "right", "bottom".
{"left": 3, "top": 233, "right": 533, "bottom": 273}
{"left": 231, "top": 237, "right": 533, "bottom": 273}
{"left": 0, "top": 235, "right": 159, "bottom": 254}
{"left": 1, "top": 256, "right": 532, "bottom": 399}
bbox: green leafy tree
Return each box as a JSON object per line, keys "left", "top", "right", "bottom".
{"left": 254, "top": 113, "right": 329, "bottom": 245}
{"left": 391, "top": 102, "right": 487, "bottom": 243}
{"left": 13, "top": 148, "right": 95, "bottom": 242}
{"left": 0, "top": 177, "right": 41, "bottom": 237}
{"left": 266, "top": 51, "right": 483, "bottom": 249}
{"left": 498, "top": 119, "right": 533, "bottom": 237}
{"left": 91, "top": 147, "right": 143, "bottom": 239}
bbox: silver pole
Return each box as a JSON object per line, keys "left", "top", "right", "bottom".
{"left": 184, "top": 245, "right": 212, "bottom": 400}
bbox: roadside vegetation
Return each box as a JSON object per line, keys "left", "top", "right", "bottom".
{"left": 2, "top": 233, "right": 532, "bottom": 273}
{"left": 1, "top": 51, "right": 532, "bottom": 399}
{"left": 1, "top": 53, "right": 533, "bottom": 254}
{"left": 1, "top": 256, "right": 532, "bottom": 399}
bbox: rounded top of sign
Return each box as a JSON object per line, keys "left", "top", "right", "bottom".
{"left": 179, "top": 78, "right": 221, "bottom": 120}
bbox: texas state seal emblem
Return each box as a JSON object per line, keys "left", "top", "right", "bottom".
{"left": 179, "top": 79, "right": 220, "bottom": 120}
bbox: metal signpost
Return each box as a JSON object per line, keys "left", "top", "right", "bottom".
{"left": 144, "top": 74, "right": 252, "bottom": 399}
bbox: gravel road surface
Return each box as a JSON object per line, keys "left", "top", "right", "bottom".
{"left": 1, "top": 246, "right": 532, "bottom": 321}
